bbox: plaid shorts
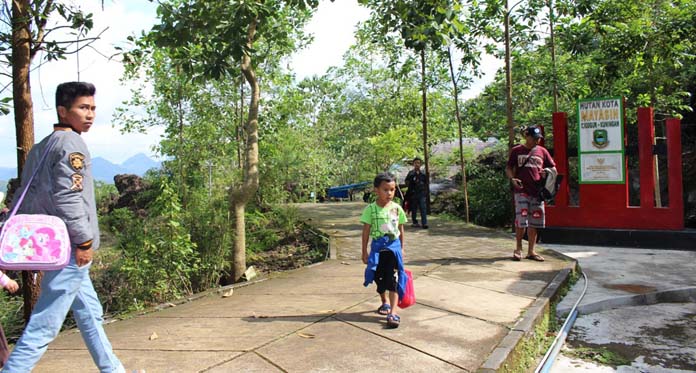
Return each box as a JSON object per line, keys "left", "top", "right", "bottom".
{"left": 514, "top": 193, "right": 545, "bottom": 229}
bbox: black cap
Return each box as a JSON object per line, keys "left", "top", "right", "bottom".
{"left": 524, "top": 126, "right": 543, "bottom": 139}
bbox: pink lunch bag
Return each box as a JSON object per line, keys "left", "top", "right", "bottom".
{"left": 0, "top": 214, "right": 70, "bottom": 270}
{"left": 0, "top": 135, "right": 71, "bottom": 271}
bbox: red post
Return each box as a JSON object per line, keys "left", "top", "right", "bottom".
{"left": 666, "top": 118, "right": 683, "bottom": 227}
{"left": 552, "top": 112, "right": 568, "bottom": 207}
{"left": 637, "top": 108, "right": 655, "bottom": 209}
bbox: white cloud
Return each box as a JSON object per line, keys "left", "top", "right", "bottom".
{"left": 289, "top": 0, "right": 371, "bottom": 79}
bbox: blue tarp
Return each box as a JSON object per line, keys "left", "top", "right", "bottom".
{"left": 326, "top": 182, "right": 370, "bottom": 198}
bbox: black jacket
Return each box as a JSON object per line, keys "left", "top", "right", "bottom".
{"left": 405, "top": 169, "right": 427, "bottom": 197}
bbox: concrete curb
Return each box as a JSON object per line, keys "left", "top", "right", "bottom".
{"left": 557, "top": 286, "right": 696, "bottom": 317}
{"left": 478, "top": 250, "right": 577, "bottom": 373}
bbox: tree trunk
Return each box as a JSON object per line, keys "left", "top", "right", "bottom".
{"left": 12, "top": 0, "right": 34, "bottom": 173}
{"left": 548, "top": 0, "right": 558, "bottom": 113}
{"left": 447, "top": 48, "right": 470, "bottom": 224}
{"left": 230, "top": 17, "right": 260, "bottom": 283}
{"left": 237, "top": 75, "right": 244, "bottom": 169}
{"left": 232, "top": 201, "right": 245, "bottom": 281}
{"left": 13, "top": 0, "right": 42, "bottom": 324}
{"left": 504, "top": 0, "right": 517, "bottom": 230}
{"left": 21, "top": 272, "right": 42, "bottom": 323}
{"left": 176, "top": 80, "right": 186, "bottom": 207}
{"left": 504, "top": 0, "right": 515, "bottom": 149}
{"left": 420, "top": 48, "right": 431, "bottom": 212}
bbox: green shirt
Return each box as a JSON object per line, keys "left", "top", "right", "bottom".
{"left": 360, "top": 201, "right": 407, "bottom": 239}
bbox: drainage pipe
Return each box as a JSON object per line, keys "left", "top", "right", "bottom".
{"left": 535, "top": 271, "right": 588, "bottom": 373}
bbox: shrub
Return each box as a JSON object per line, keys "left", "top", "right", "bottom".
{"left": 432, "top": 144, "right": 513, "bottom": 227}
{"left": 0, "top": 290, "right": 23, "bottom": 342}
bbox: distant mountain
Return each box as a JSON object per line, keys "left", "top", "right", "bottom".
{"left": 92, "top": 157, "right": 130, "bottom": 182}
{"left": 92, "top": 153, "right": 161, "bottom": 182}
{"left": 0, "top": 153, "right": 160, "bottom": 184}
{"left": 121, "top": 153, "right": 161, "bottom": 176}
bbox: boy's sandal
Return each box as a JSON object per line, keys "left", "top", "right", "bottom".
{"left": 525, "top": 254, "right": 545, "bottom": 262}
{"left": 377, "top": 304, "right": 391, "bottom": 315}
{"left": 386, "top": 314, "right": 401, "bottom": 328}
{"left": 512, "top": 250, "right": 522, "bottom": 261}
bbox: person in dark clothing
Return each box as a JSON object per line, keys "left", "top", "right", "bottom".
{"left": 405, "top": 157, "right": 428, "bottom": 229}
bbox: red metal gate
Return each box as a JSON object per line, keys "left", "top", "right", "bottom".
{"left": 546, "top": 108, "right": 683, "bottom": 230}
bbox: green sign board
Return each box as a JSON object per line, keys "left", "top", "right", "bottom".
{"left": 577, "top": 97, "right": 625, "bottom": 184}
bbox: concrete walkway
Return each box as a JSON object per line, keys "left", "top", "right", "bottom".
{"left": 34, "top": 202, "right": 574, "bottom": 372}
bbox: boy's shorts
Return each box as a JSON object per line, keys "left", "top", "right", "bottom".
{"left": 514, "top": 193, "right": 545, "bottom": 228}
{"left": 375, "top": 250, "right": 397, "bottom": 293}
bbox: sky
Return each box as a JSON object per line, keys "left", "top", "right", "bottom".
{"left": 0, "top": 0, "right": 501, "bottom": 169}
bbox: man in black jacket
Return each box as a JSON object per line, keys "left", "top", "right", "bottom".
{"left": 405, "top": 157, "right": 428, "bottom": 229}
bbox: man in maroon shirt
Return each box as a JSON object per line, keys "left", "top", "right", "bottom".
{"left": 505, "top": 126, "right": 556, "bottom": 262}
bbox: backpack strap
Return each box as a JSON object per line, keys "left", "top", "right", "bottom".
{"left": 520, "top": 145, "right": 538, "bottom": 169}
{"left": 8, "top": 134, "right": 59, "bottom": 218}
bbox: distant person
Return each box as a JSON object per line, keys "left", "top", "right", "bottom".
{"left": 0, "top": 270, "right": 19, "bottom": 367}
{"left": 405, "top": 157, "right": 428, "bottom": 229}
{"left": 4, "top": 82, "right": 126, "bottom": 372}
{"left": 505, "top": 126, "right": 557, "bottom": 262}
{"left": 361, "top": 173, "right": 408, "bottom": 328}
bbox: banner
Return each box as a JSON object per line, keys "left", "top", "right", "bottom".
{"left": 577, "top": 97, "right": 625, "bottom": 184}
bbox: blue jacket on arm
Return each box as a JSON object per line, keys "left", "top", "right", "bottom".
{"left": 363, "top": 236, "right": 407, "bottom": 299}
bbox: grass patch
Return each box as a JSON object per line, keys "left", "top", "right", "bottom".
{"left": 499, "top": 266, "right": 581, "bottom": 372}
{"left": 566, "top": 346, "right": 632, "bottom": 367}
{"left": 501, "top": 310, "right": 556, "bottom": 373}
{"left": 0, "top": 291, "right": 24, "bottom": 343}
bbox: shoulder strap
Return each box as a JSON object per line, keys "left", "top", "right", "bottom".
{"left": 8, "top": 134, "right": 59, "bottom": 218}
{"left": 521, "top": 146, "right": 538, "bottom": 168}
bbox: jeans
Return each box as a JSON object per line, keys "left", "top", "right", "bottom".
{"left": 410, "top": 194, "right": 428, "bottom": 226}
{"left": 3, "top": 253, "right": 123, "bottom": 372}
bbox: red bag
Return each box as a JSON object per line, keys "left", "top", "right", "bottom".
{"left": 398, "top": 269, "right": 415, "bottom": 309}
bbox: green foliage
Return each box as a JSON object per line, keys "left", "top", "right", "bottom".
{"left": 463, "top": 0, "right": 696, "bottom": 142}
{"left": 96, "top": 171, "right": 325, "bottom": 313}
{"left": 143, "top": 0, "right": 315, "bottom": 80}
{"left": 0, "top": 1, "right": 96, "bottom": 103}
{"left": 432, "top": 144, "right": 512, "bottom": 227}
{"left": 0, "top": 290, "right": 23, "bottom": 341}
{"left": 566, "top": 346, "right": 632, "bottom": 367}
{"left": 104, "top": 180, "right": 200, "bottom": 309}
{"left": 100, "top": 0, "right": 696, "bottom": 316}
{"left": 94, "top": 181, "right": 118, "bottom": 211}
{"left": 558, "top": 0, "right": 696, "bottom": 118}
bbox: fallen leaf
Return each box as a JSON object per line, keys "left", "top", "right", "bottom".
{"left": 221, "top": 288, "right": 234, "bottom": 298}
{"left": 297, "top": 332, "right": 315, "bottom": 339}
{"left": 149, "top": 332, "right": 159, "bottom": 341}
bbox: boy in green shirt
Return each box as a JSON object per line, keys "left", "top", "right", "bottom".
{"left": 361, "top": 173, "right": 408, "bottom": 328}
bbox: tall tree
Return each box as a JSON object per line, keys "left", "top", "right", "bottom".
{"left": 467, "top": 0, "right": 546, "bottom": 147}
{"left": 140, "top": 0, "right": 317, "bottom": 282}
{"left": 358, "top": 0, "right": 464, "bottom": 208}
